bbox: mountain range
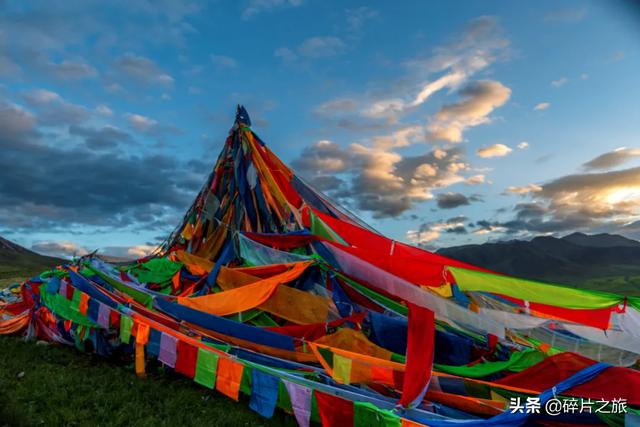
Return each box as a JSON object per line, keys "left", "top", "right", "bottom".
{"left": 438, "top": 232, "right": 640, "bottom": 295}
{"left": 1, "top": 233, "right": 639, "bottom": 295}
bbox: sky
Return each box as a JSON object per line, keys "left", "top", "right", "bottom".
{"left": 1, "top": 0, "right": 640, "bottom": 258}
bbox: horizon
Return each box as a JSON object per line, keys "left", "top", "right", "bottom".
{"left": 1, "top": 1, "right": 640, "bottom": 258}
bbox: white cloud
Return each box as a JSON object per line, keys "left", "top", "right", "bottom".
{"left": 274, "top": 47, "right": 297, "bottom": 62}
{"left": 426, "top": 80, "right": 511, "bottom": 143}
{"left": 105, "top": 83, "right": 123, "bottom": 93}
{"left": 292, "top": 17, "right": 512, "bottom": 218}
{"left": 346, "top": 7, "right": 378, "bottom": 32}
{"left": 276, "top": 36, "right": 347, "bottom": 63}
{"left": 211, "top": 54, "right": 237, "bottom": 68}
{"left": 298, "top": 36, "right": 346, "bottom": 58}
{"left": 96, "top": 105, "right": 113, "bottom": 116}
{"left": 551, "top": 77, "right": 568, "bottom": 87}
{"left": 242, "top": 0, "right": 303, "bottom": 20}
{"left": 23, "top": 89, "right": 61, "bottom": 105}
{"left": 506, "top": 184, "right": 543, "bottom": 194}
{"left": 22, "top": 89, "right": 90, "bottom": 126}
{"left": 126, "top": 113, "right": 158, "bottom": 131}
{"left": 582, "top": 147, "right": 640, "bottom": 171}
{"left": 406, "top": 228, "right": 441, "bottom": 244}
{"left": 518, "top": 141, "right": 529, "bottom": 149}
{"left": 406, "top": 218, "right": 468, "bottom": 244}
{"left": 115, "top": 53, "right": 174, "bottom": 87}
{"left": 544, "top": 7, "right": 587, "bottom": 23}
{"left": 610, "top": 50, "right": 625, "bottom": 62}
{"left": 465, "top": 174, "right": 486, "bottom": 185}
{"left": 32, "top": 240, "right": 88, "bottom": 258}
{"left": 354, "top": 16, "right": 510, "bottom": 124}
{"left": 47, "top": 59, "right": 98, "bottom": 80}
{"left": 477, "top": 143, "right": 512, "bottom": 158}
{"left": 534, "top": 102, "right": 550, "bottom": 111}
{"left": 372, "top": 126, "right": 423, "bottom": 148}
{"left": 314, "top": 98, "right": 359, "bottom": 116}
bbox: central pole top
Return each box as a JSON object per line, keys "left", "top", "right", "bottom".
{"left": 235, "top": 105, "right": 251, "bottom": 127}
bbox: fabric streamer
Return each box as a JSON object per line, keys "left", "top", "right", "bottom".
{"left": 283, "top": 380, "right": 313, "bottom": 427}
{"left": 158, "top": 332, "right": 178, "bottom": 368}
{"left": 216, "top": 358, "right": 244, "bottom": 401}
{"left": 175, "top": 340, "right": 199, "bottom": 378}
{"left": 135, "top": 343, "right": 146, "bottom": 377}
{"left": 249, "top": 369, "right": 280, "bottom": 418}
{"left": 194, "top": 348, "right": 218, "bottom": 389}
{"left": 178, "top": 261, "right": 311, "bottom": 316}
{"left": 315, "top": 391, "right": 354, "bottom": 427}
{"left": 399, "top": 304, "right": 435, "bottom": 408}
{"left": 120, "top": 315, "right": 133, "bottom": 344}
{"left": 97, "top": 303, "right": 110, "bottom": 329}
{"left": 147, "top": 329, "right": 161, "bottom": 357}
{"left": 354, "top": 402, "right": 400, "bottom": 427}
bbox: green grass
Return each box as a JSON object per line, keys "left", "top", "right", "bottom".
{"left": 0, "top": 270, "right": 41, "bottom": 288}
{"left": 0, "top": 265, "right": 294, "bottom": 426}
{"left": 0, "top": 335, "right": 295, "bottom": 426}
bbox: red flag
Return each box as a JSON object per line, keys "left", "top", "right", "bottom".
{"left": 399, "top": 303, "right": 435, "bottom": 408}
{"left": 315, "top": 391, "right": 353, "bottom": 427}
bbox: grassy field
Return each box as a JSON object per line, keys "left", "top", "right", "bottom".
{"left": 0, "top": 336, "right": 295, "bottom": 426}
{"left": 0, "top": 270, "right": 294, "bottom": 427}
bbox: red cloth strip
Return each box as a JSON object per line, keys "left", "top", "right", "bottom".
{"left": 315, "top": 391, "right": 354, "bottom": 427}
{"left": 399, "top": 303, "right": 435, "bottom": 408}
{"left": 243, "top": 231, "right": 315, "bottom": 251}
{"left": 265, "top": 312, "right": 366, "bottom": 341}
{"left": 498, "top": 293, "right": 613, "bottom": 330}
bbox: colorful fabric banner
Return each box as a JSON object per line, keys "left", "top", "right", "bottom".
{"left": 136, "top": 323, "right": 150, "bottom": 345}
{"left": 449, "top": 267, "right": 623, "bottom": 310}
{"left": 434, "top": 349, "right": 545, "bottom": 378}
{"left": 283, "top": 380, "right": 312, "bottom": 427}
{"left": 194, "top": 348, "right": 218, "bottom": 389}
{"left": 399, "top": 304, "right": 434, "bottom": 408}
{"left": 96, "top": 303, "right": 110, "bottom": 329}
{"left": 158, "top": 332, "right": 178, "bottom": 368}
{"left": 58, "top": 279, "right": 67, "bottom": 297}
{"left": 249, "top": 369, "right": 280, "bottom": 418}
{"left": 332, "top": 354, "right": 352, "bottom": 384}
{"left": 217, "top": 264, "right": 331, "bottom": 325}
{"left": 216, "top": 358, "right": 244, "bottom": 401}
{"left": 496, "top": 352, "right": 640, "bottom": 405}
{"left": 177, "top": 261, "right": 311, "bottom": 316}
{"left": 315, "top": 391, "right": 354, "bottom": 427}
{"left": 79, "top": 293, "right": 89, "bottom": 315}
{"left": 147, "top": 328, "right": 161, "bottom": 357}
{"left": 135, "top": 343, "right": 145, "bottom": 377}
{"left": 119, "top": 315, "right": 133, "bottom": 344}
{"left": 175, "top": 340, "right": 198, "bottom": 378}
{"left": 354, "top": 402, "right": 401, "bottom": 427}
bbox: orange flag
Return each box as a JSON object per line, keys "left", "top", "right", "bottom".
{"left": 177, "top": 261, "right": 312, "bottom": 316}
{"left": 215, "top": 358, "right": 244, "bottom": 401}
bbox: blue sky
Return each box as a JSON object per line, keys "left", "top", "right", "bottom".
{"left": 1, "top": 0, "right": 639, "bottom": 258}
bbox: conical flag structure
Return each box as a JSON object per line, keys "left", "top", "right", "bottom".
{"left": 2, "top": 106, "right": 639, "bottom": 425}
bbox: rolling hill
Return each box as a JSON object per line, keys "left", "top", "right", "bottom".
{"left": 0, "top": 236, "right": 65, "bottom": 286}
{"left": 438, "top": 232, "right": 640, "bottom": 295}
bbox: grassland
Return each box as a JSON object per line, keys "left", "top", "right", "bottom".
{"left": 0, "top": 267, "right": 294, "bottom": 426}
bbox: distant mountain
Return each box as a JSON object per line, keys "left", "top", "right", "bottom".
{"left": 0, "top": 236, "right": 65, "bottom": 284}
{"left": 438, "top": 233, "right": 640, "bottom": 295}
{"left": 561, "top": 232, "right": 640, "bottom": 248}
